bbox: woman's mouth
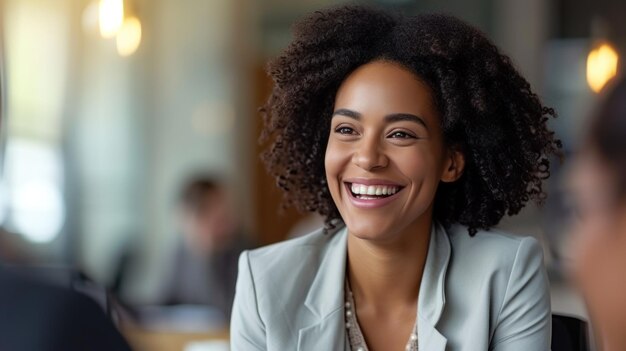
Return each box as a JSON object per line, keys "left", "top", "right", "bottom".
{"left": 348, "top": 183, "right": 402, "bottom": 199}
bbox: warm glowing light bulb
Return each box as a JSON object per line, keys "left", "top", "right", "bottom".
{"left": 116, "top": 16, "right": 142, "bottom": 56}
{"left": 587, "top": 43, "right": 619, "bottom": 93}
{"left": 99, "top": 0, "right": 124, "bottom": 38}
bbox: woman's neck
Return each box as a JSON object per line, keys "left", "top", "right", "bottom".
{"left": 346, "top": 217, "right": 432, "bottom": 312}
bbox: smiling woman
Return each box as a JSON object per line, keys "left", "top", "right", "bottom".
{"left": 326, "top": 61, "right": 461, "bottom": 244}
{"left": 231, "top": 5, "right": 561, "bottom": 351}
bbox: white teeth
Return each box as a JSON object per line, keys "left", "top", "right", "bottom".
{"left": 350, "top": 183, "right": 400, "bottom": 196}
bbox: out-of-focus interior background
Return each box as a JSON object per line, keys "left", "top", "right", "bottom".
{"left": 0, "top": 0, "right": 623, "bottom": 350}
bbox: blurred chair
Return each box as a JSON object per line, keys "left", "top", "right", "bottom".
{"left": 552, "top": 314, "right": 590, "bottom": 351}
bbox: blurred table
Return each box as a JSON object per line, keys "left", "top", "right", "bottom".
{"left": 122, "top": 325, "right": 229, "bottom": 351}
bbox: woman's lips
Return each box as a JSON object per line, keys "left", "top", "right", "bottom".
{"left": 344, "top": 182, "right": 404, "bottom": 209}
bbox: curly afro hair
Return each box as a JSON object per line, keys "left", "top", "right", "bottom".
{"left": 260, "top": 5, "right": 561, "bottom": 235}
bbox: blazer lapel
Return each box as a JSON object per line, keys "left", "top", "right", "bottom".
{"left": 298, "top": 227, "right": 349, "bottom": 351}
{"left": 297, "top": 308, "right": 347, "bottom": 350}
{"left": 417, "top": 222, "right": 451, "bottom": 351}
{"left": 418, "top": 314, "right": 448, "bottom": 351}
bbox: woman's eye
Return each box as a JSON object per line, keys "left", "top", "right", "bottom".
{"left": 335, "top": 126, "right": 355, "bottom": 135}
{"left": 389, "top": 131, "right": 416, "bottom": 139}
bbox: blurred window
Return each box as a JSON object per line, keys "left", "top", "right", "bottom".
{"left": 1, "top": 0, "right": 70, "bottom": 243}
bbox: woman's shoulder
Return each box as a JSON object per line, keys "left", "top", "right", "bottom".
{"left": 442, "top": 223, "right": 547, "bottom": 300}
{"left": 247, "top": 226, "right": 340, "bottom": 257}
{"left": 437, "top": 223, "right": 550, "bottom": 348}
{"left": 446, "top": 223, "right": 544, "bottom": 263}
{"left": 442, "top": 223, "right": 546, "bottom": 295}
{"left": 240, "top": 226, "right": 346, "bottom": 283}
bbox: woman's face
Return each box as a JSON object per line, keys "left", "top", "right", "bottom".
{"left": 324, "top": 60, "right": 463, "bottom": 242}
{"left": 568, "top": 150, "right": 626, "bottom": 345}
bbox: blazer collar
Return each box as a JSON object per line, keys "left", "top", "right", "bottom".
{"left": 298, "top": 223, "right": 451, "bottom": 351}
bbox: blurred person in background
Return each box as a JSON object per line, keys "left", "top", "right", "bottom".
{"left": 156, "top": 175, "right": 249, "bottom": 321}
{"left": 568, "top": 77, "right": 626, "bottom": 351}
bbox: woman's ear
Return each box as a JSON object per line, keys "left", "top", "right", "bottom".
{"left": 441, "top": 148, "right": 465, "bottom": 183}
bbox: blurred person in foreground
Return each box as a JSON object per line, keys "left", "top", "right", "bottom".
{"left": 156, "top": 175, "right": 249, "bottom": 321}
{"left": 568, "top": 77, "right": 626, "bottom": 350}
{"left": 0, "top": 75, "right": 131, "bottom": 351}
{"left": 0, "top": 266, "right": 132, "bottom": 351}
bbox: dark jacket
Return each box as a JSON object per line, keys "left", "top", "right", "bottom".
{"left": 0, "top": 267, "right": 132, "bottom": 351}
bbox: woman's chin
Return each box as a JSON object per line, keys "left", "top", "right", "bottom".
{"left": 345, "top": 221, "right": 396, "bottom": 242}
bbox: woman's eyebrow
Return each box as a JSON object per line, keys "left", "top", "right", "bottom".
{"left": 332, "top": 109, "right": 428, "bottom": 130}
{"left": 385, "top": 113, "right": 428, "bottom": 129}
{"left": 332, "top": 108, "right": 361, "bottom": 119}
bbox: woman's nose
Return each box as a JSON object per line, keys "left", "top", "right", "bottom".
{"left": 352, "top": 137, "right": 389, "bottom": 171}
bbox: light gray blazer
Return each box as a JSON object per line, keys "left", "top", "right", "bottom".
{"left": 231, "top": 222, "right": 551, "bottom": 350}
